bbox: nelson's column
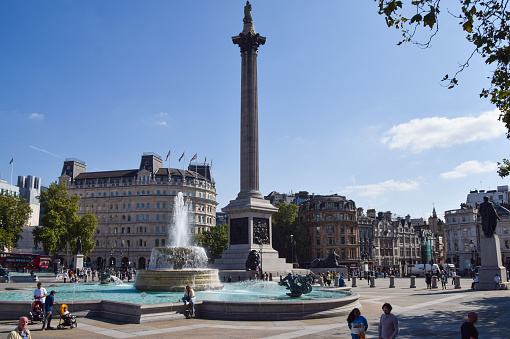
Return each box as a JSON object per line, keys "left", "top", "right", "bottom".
{"left": 214, "top": 2, "right": 293, "bottom": 275}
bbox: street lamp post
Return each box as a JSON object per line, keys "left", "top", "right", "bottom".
{"left": 110, "top": 248, "right": 114, "bottom": 268}
{"left": 290, "top": 234, "right": 294, "bottom": 266}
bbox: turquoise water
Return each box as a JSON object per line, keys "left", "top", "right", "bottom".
{"left": 0, "top": 280, "right": 349, "bottom": 304}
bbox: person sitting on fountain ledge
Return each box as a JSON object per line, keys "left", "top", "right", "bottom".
{"left": 182, "top": 285, "right": 196, "bottom": 318}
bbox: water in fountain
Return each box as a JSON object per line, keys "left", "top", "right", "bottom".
{"left": 135, "top": 192, "right": 223, "bottom": 292}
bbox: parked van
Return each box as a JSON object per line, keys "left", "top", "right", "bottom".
{"left": 443, "top": 264, "right": 456, "bottom": 275}
{"left": 407, "top": 264, "right": 439, "bottom": 277}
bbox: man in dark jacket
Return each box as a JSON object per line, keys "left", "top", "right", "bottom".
{"left": 42, "top": 290, "right": 56, "bottom": 330}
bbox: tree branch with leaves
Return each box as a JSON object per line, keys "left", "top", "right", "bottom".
{"left": 376, "top": 0, "right": 510, "bottom": 175}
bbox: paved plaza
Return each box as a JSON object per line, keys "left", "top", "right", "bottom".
{"left": 1, "top": 276, "right": 509, "bottom": 338}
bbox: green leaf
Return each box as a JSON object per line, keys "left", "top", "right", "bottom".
{"left": 410, "top": 13, "right": 422, "bottom": 24}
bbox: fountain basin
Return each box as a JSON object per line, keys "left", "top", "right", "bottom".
{"left": 134, "top": 269, "right": 223, "bottom": 292}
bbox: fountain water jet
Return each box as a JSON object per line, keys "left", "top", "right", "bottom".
{"left": 134, "top": 193, "right": 223, "bottom": 292}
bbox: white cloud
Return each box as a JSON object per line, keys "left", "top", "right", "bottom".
{"left": 29, "top": 113, "right": 44, "bottom": 120}
{"left": 343, "top": 179, "right": 420, "bottom": 200}
{"left": 440, "top": 160, "right": 497, "bottom": 179}
{"left": 29, "top": 145, "right": 60, "bottom": 158}
{"left": 159, "top": 112, "right": 169, "bottom": 116}
{"left": 156, "top": 121, "right": 167, "bottom": 126}
{"left": 381, "top": 109, "right": 505, "bottom": 152}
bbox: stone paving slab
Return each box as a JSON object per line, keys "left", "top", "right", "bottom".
{"left": 0, "top": 276, "right": 509, "bottom": 338}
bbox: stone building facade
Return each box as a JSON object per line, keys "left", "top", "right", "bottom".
{"left": 298, "top": 195, "right": 359, "bottom": 269}
{"left": 58, "top": 153, "right": 217, "bottom": 269}
{"left": 359, "top": 210, "right": 421, "bottom": 274}
{"left": 445, "top": 203, "right": 510, "bottom": 271}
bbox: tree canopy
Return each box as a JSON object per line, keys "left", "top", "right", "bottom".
{"left": 33, "top": 182, "right": 97, "bottom": 257}
{"left": 0, "top": 194, "right": 31, "bottom": 250}
{"left": 376, "top": 0, "right": 510, "bottom": 175}
{"left": 196, "top": 223, "right": 228, "bottom": 261}
{"left": 272, "top": 202, "right": 308, "bottom": 263}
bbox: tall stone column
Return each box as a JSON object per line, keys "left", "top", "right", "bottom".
{"left": 214, "top": 2, "right": 292, "bottom": 275}
{"left": 232, "top": 1, "right": 265, "bottom": 199}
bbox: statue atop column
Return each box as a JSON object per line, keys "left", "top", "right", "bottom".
{"left": 243, "top": 1, "right": 252, "bottom": 23}
{"left": 478, "top": 196, "right": 501, "bottom": 237}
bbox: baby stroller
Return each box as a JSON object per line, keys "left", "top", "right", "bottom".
{"left": 29, "top": 300, "right": 44, "bottom": 324}
{"left": 55, "top": 303, "right": 77, "bottom": 329}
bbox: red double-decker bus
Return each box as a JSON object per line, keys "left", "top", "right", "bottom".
{"left": 0, "top": 253, "right": 52, "bottom": 270}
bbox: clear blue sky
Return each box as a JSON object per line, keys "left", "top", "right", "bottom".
{"left": 1, "top": 0, "right": 507, "bottom": 220}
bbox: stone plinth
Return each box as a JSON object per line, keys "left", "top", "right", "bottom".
{"left": 476, "top": 235, "right": 508, "bottom": 290}
{"left": 74, "top": 254, "right": 84, "bottom": 270}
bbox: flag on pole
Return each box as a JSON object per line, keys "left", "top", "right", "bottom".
{"left": 9, "top": 158, "right": 13, "bottom": 164}
{"left": 165, "top": 150, "right": 171, "bottom": 161}
{"left": 190, "top": 153, "right": 197, "bottom": 162}
{"left": 178, "top": 152, "right": 185, "bottom": 162}
{"left": 204, "top": 156, "right": 206, "bottom": 164}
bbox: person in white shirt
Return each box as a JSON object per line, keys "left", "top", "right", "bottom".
{"left": 181, "top": 285, "right": 196, "bottom": 318}
{"left": 494, "top": 274, "right": 501, "bottom": 290}
{"left": 34, "top": 282, "right": 47, "bottom": 324}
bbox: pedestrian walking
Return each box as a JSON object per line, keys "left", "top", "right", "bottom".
{"left": 494, "top": 274, "right": 501, "bottom": 290}
{"left": 441, "top": 271, "right": 448, "bottom": 290}
{"left": 42, "top": 290, "right": 56, "bottom": 331}
{"left": 451, "top": 270, "right": 456, "bottom": 285}
{"left": 460, "top": 311, "right": 478, "bottom": 339}
{"left": 425, "top": 273, "right": 432, "bottom": 289}
{"left": 378, "top": 303, "right": 398, "bottom": 339}
{"left": 347, "top": 308, "right": 368, "bottom": 339}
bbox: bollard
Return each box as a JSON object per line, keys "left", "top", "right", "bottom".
{"left": 410, "top": 275, "right": 416, "bottom": 288}
{"left": 389, "top": 276, "right": 395, "bottom": 288}
{"left": 334, "top": 276, "right": 339, "bottom": 287}
{"left": 454, "top": 275, "right": 461, "bottom": 289}
{"left": 352, "top": 276, "right": 357, "bottom": 287}
{"left": 431, "top": 275, "right": 438, "bottom": 289}
{"left": 370, "top": 276, "right": 375, "bottom": 288}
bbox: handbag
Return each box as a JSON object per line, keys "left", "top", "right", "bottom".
{"left": 359, "top": 331, "right": 366, "bottom": 339}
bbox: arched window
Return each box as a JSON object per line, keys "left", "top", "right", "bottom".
{"left": 127, "top": 240, "right": 131, "bottom": 247}
{"left": 127, "top": 227, "right": 131, "bottom": 234}
{"left": 114, "top": 227, "right": 118, "bottom": 233}
{"left": 122, "top": 215, "right": 126, "bottom": 221}
{"left": 139, "top": 226, "right": 143, "bottom": 232}
{"left": 163, "top": 190, "right": 166, "bottom": 195}
{"left": 127, "top": 215, "right": 131, "bottom": 221}
{"left": 122, "top": 227, "right": 125, "bottom": 234}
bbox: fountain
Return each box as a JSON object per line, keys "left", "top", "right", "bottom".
{"left": 134, "top": 192, "right": 223, "bottom": 292}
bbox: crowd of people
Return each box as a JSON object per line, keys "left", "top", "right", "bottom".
{"left": 55, "top": 267, "right": 136, "bottom": 283}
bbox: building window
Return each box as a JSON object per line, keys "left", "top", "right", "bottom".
{"left": 327, "top": 226, "right": 334, "bottom": 234}
{"left": 146, "top": 214, "right": 149, "bottom": 221}
{"left": 163, "top": 203, "right": 166, "bottom": 209}
{"left": 161, "top": 239, "right": 166, "bottom": 246}
{"left": 505, "top": 240, "right": 510, "bottom": 249}
{"left": 163, "top": 190, "right": 167, "bottom": 195}
{"left": 316, "top": 214, "right": 320, "bottom": 221}
{"left": 162, "top": 214, "right": 166, "bottom": 221}
{"left": 155, "top": 239, "right": 159, "bottom": 247}
{"left": 316, "top": 226, "right": 320, "bottom": 234}
{"left": 156, "top": 226, "right": 160, "bottom": 233}
{"left": 162, "top": 226, "right": 166, "bottom": 233}
{"left": 142, "top": 203, "right": 145, "bottom": 209}
{"left": 157, "top": 190, "right": 160, "bottom": 195}
{"left": 127, "top": 227, "right": 131, "bottom": 234}
{"left": 316, "top": 238, "right": 320, "bottom": 245}
{"left": 147, "top": 203, "right": 150, "bottom": 208}
{"left": 156, "top": 214, "right": 160, "bottom": 221}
